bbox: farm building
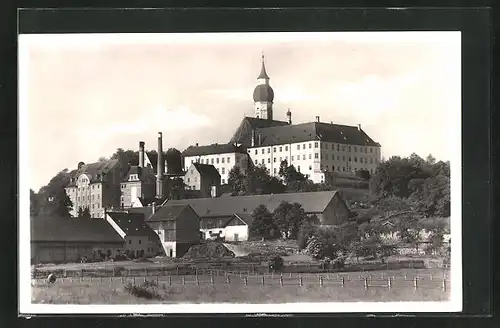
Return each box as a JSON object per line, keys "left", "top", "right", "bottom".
{"left": 165, "top": 190, "right": 351, "bottom": 240}
{"left": 30, "top": 216, "right": 125, "bottom": 264}
{"left": 222, "top": 213, "right": 254, "bottom": 242}
{"left": 145, "top": 204, "right": 201, "bottom": 258}
{"left": 105, "top": 211, "right": 163, "bottom": 258}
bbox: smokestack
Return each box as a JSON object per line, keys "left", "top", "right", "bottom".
{"left": 251, "top": 129, "right": 256, "bottom": 147}
{"left": 164, "top": 159, "right": 168, "bottom": 174}
{"left": 138, "top": 141, "right": 145, "bottom": 168}
{"left": 316, "top": 116, "right": 320, "bottom": 123}
{"left": 357, "top": 124, "right": 361, "bottom": 131}
{"left": 156, "top": 132, "right": 164, "bottom": 198}
{"left": 286, "top": 109, "right": 292, "bottom": 125}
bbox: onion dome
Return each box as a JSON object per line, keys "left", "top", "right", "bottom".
{"left": 253, "top": 84, "right": 274, "bottom": 102}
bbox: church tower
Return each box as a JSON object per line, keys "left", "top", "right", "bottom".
{"left": 253, "top": 54, "right": 274, "bottom": 120}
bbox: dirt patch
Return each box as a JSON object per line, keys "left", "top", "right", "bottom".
{"left": 183, "top": 242, "right": 235, "bottom": 259}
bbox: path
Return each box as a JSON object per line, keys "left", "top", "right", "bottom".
{"left": 223, "top": 243, "right": 251, "bottom": 257}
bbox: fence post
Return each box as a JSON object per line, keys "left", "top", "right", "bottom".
{"left": 145, "top": 268, "right": 147, "bottom": 277}
{"left": 341, "top": 276, "right": 345, "bottom": 288}
{"left": 182, "top": 276, "right": 186, "bottom": 285}
{"left": 156, "top": 276, "right": 159, "bottom": 285}
{"left": 176, "top": 265, "right": 179, "bottom": 276}
{"left": 280, "top": 276, "right": 284, "bottom": 287}
{"left": 133, "top": 276, "right": 136, "bottom": 285}
{"left": 442, "top": 279, "right": 447, "bottom": 291}
{"left": 319, "top": 276, "right": 324, "bottom": 287}
{"left": 387, "top": 277, "right": 392, "bottom": 289}
{"left": 261, "top": 276, "right": 265, "bottom": 286}
{"left": 144, "top": 276, "right": 146, "bottom": 283}
{"left": 244, "top": 277, "right": 248, "bottom": 286}
{"left": 364, "top": 277, "right": 368, "bottom": 290}
{"left": 226, "top": 276, "right": 231, "bottom": 285}
{"left": 299, "top": 277, "right": 303, "bottom": 287}
{"left": 196, "top": 275, "right": 200, "bottom": 286}
{"left": 404, "top": 273, "right": 408, "bottom": 280}
{"left": 289, "top": 272, "right": 292, "bottom": 279}
{"left": 210, "top": 275, "right": 214, "bottom": 285}
{"left": 413, "top": 277, "right": 418, "bottom": 290}
{"left": 169, "top": 276, "right": 172, "bottom": 286}
{"left": 430, "top": 274, "right": 433, "bottom": 281}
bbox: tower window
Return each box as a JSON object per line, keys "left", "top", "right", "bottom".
{"left": 279, "top": 146, "right": 282, "bottom": 152}
{"left": 273, "top": 147, "right": 276, "bottom": 152}
{"left": 315, "top": 142, "right": 318, "bottom": 148}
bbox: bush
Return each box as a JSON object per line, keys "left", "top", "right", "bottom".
{"left": 268, "top": 255, "right": 284, "bottom": 272}
{"left": 124, "top": 282, "right": 162, "bottom": 300}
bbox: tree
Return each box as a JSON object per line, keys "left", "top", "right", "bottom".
{"left": 78, "top": 207, "right": 91, "bottom": 219}
{"left": 30, "top": 189, "right": 40, "bottom": 217}
{"left": 356, "top": 169, "right": 371, "bottom": 181}
{"left": 249, "top": 205, "right": 278, "bottom": 239}
{"left": 297, "top": 221, "right": 317, "bottom": 249}
{"left": 37, "top": 169, "right": 73, "bottom": 218}
{"left": 227, "top": 165, "right": 247, "bottom": 195}
{"left": 165, "top": 148, "right": 182, "bottom": 174}
{"left": 97, "top": 156, "right": 108, "bottom": 162}
{"left": 111, "top": 148, "right": 138, "bottom": 170}
{"left": 426, "top": 154, "right": 436, "bottom": 165}
{"left": 169, "top": 177, "right": 186, "bottom": 200}
{"left": 272, "top": 201, "right": 309, "bottom": 239}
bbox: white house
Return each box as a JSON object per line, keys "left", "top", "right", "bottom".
{"left": 222, "top": 213, "right": 254, "bottom": 242}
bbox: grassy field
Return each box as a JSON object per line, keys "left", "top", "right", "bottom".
{"left": 32, "top": 268, "right": 450, "bottom": 304}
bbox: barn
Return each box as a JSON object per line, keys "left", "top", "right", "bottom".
{"left": 30, "top": 216, "right": 125, "bottom": 264}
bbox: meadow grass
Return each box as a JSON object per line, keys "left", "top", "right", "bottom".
{"left": 32, "top": 269, "right": 450, "bottom": 304}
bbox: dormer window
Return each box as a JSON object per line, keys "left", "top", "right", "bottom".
{"left": 129, "top": 174, "right": 139, "bottom": 181}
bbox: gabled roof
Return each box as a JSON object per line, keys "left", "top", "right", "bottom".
{"left": 192, "top": 163, "right": 221, "bottom": 179}
{"left": 127, "top": 206, "right": 156, "bottom": 220}
{"left": 147, "top": 204, "right": 199, "bottom": 222}
{"left": 182, "top": 143, "right": 248, "bottom": 157}
{"left": 165, "top": 191, "right": 342, "bottom": 218}
{"left": 250, "top": 122, "right": 381, "bottom": 147}
{"left": 106, "top": 212, "right": 157, "bottom": 237}
{"left": 135, "top": 197, "right": 167, "bottom": 207}
{"left": 230, "top": 117, "right": 289, "bottom": 146}
{"left": 121, "top": 165, "right": 156, "bottom": 183}
{"left": 67, "top": 159, "right": 120, "bottom": 186}
{"left": 31, "top": 216, "right": 124, "bottom": 243}
{"left": 223, "top": 213, "right": 254, "bottom": 227}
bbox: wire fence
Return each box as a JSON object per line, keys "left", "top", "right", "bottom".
{"left": 32, "top": 270, "right": 450, "bottom": 292}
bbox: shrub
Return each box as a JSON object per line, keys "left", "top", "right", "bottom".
{"left": 124, "top": 282, "right": 162, "bottom": 300}
{"left": 268, "top": 255, "right": 284, "bottom": 272}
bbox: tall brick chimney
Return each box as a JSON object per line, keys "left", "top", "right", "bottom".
{"left": 139, "top": 141, "right": 145, "bottom": 168}
{"left": 156, "top": 132, "right": 164, "bottom": 198}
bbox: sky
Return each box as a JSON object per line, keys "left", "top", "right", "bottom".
{"left": 19, "top": 32, "right": 461, "bottom": 192}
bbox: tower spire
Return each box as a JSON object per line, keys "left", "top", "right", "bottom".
{"left": 258, "top": 52, "right": 270, "bottom": 80}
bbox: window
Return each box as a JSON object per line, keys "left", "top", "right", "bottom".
{"left": 262, "top": 159, "right": 265, "bottom": 164}
{"left": 285, "top": 156, "right": 288, "bottom": 161}
{"left": 222, "top": 179, "right": 225, "bottom": 184}
{"left": 92, "top": 185, "right": 94, "bottom": 190}
{"left": 309, "top": 154, "right": 312, "bottom": 159}
{"left": 332, "top": 165, "right": 335, "bottom": 171}
{"left": 222, "top": 157, "right": 225, "bottom": 163}
{"left": 268, "top": 158, "right": 271, "bottom": 163}
{"left": 211, "top": 159, "right": 214, "bottom": 164}
{"left": 321, "top": 165, "right": 323, "bottom": 171}
{"left": 255, "top": 150, "right": 258, "bottom": 155}
{"left": 302, "top": 155, "right": 306, "bottom": 160}
{"left": 343, "top": 156, "right": 346, "bottom": 161}
{"left": 315, "top": 153, "right": 319, "bottom": 159}
{"left": 354, "top": 157, "right": 358, "bottom": 163}
{"left": 128, "top": 240, "right": 131, "bottom": 245}
{"left": 273, "top": 158, "right": 276, "bottom": 163}
{"left": 370, "top": 148, "right": 373, "bottom": 153}
{"left": 92, "top": 195, "right": 94, "bottom": 200}
{"left": 267, "top": 148, "right": 271, "bottom": 153}
{"left": 273, "top": 147, "right": 276, "bottom": 152}
{"left": 273, "top": 168, "right": 277, "bottom": 174}
{"left": 337, "top": 144, "right": 340, "bottom": 151}
{"left": 285, "top": 146, "right": 288, "bottom": 151}
{"left": 309, "top": 143, "right": 312, "bottom": 149}
{"left": 262, "top": 149, "right": 265, "bottom": 154}
{"left": 194, "top": 177, "right": 198, "bottom": 182}
{"left": 222, "top": 168, "right": 225, "bottom": 174}
{"left": 297, "top": 165, "right": 301, "bottom": 172}
{"left": 365, "top": 147, "right": 368, "bottom": 153}
{"left": 370, "top": 158, "right": 373, "bottom": 164}
{"left": 309, "top": 165, "right": 312, "bottom": 170}
{"left": 279, "top": 146, "right": 282, "bottom": 152}
{"left": 302, "top": 144, "right": 306, "bottom": 149}
{"left": 216, "top": 158, "right": 220, "bottom": 164}
{"left": 279, "top": 157, "right": 282, "bottom": 162}
{"left": 227, "top": 157, "right": 230, "bottom": 163}
{"left": 349, "top": 157, "right": 352, "bottom": 162}
{"left": 314, "top": 142, "right": 318, "bottom": 148}
{"left": 297, "top": 145, "right": 300, "bottom": 150}
{"left": 291, "top": 156, "right": 294, "bottom": 161}
{"left": 354, "top": 146, "right": 357, "bottom": 152}
{"left": 191, "top": 160, "right": 194, "bottom": 163}
{"left": 139, "top": 240, "right": 142, "bottom": 245}
{"left": 337, "top": 156, "right": 340, "bottom": 160}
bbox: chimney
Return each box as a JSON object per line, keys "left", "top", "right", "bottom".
{"left": 286, "top": 109, "right": 292, "bottom": 125}
{"left": 195, "top": 143, "right": 199, "bottom": 147}
{"left": 251, "top": 129, "right": 256, "bottom": 147}
{"left": 164, "top": 159, "right": 168, "bottom": 174}
{"left": 156, "top": 132, "right": 164, "bottom": 198}
{"left": 138, "top": 141, "right": 145, "bottom": 168}
{"left": 151, "top": 202, "right": 156, "bottom": 214}
{"left": 316, "top": 116, "right": 320, "bottom": 123}
{"left": 211, "top": 185, "right": 217, "bottom": 198}
{"left": 357, "top": 124, "right": 361, "bottom": 131}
